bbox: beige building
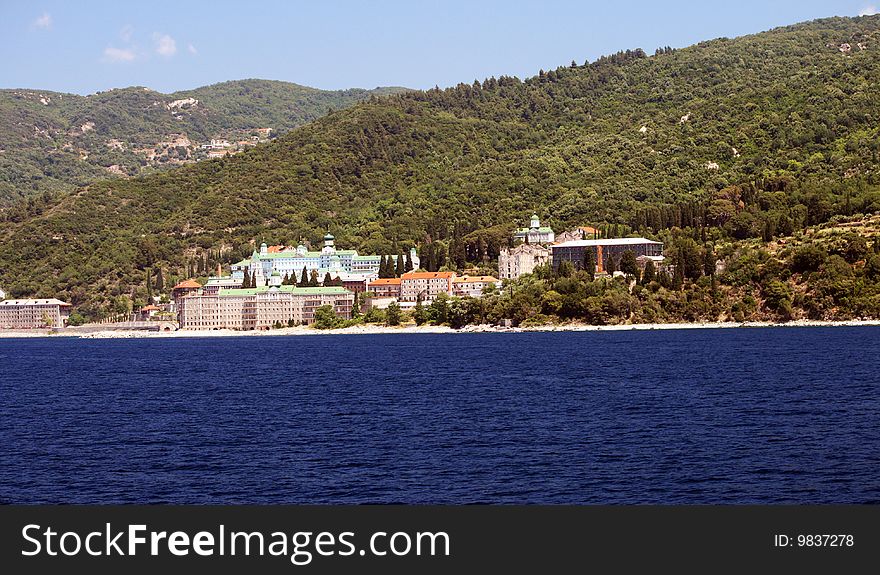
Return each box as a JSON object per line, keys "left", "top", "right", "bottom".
{"left": 399, "top": 271, "right": 455, "bottom": 302}
{"left": 498, "top": 244, "right": 550, "bottom": 280}
{"left": 179, "top": 285, "right": 353, "bottom": 330}
{"left": 452, "top": 276, "right": 501, "bottom": 298}
{"left": 0, "top": 299, "right": 72, "bottom": 329}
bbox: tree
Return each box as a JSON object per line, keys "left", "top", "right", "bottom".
{"left": 154, "top": 267, "right": 164, "bottom": 292}
{"left": 413, "top": 298, "right": 427, "bottom": 325}
{"left": 283, "top": 272, "right": 290, "bottom": 285}
{"left": 619, "top": 250, "right": 638, "bottom": 278}
{"left": 385, "top": 302, "right": 401, "bottom": 326}
{"left": 313, "top": 305, "right": 342, "bottom": 329}
{"left": 145, "top": 269, "right": 153, "bottom": 302}
{"left": 351, "top": 291, "right": 361, "bottom": 318}
{"left": 702, "top": 245, "right": 716, "bottom": 277}
{"left": 241, "top": 272, "right": 250, "bottom": 289}
{"left": 251, "top": 271, "right": 259, "bottom": 287}
{"left": 405, "top": 250, "right": 414, "bottom": 272}
{"left": 605, "top": 254, "right": 617, "bottom": 274}
{"left": 641, "top": 260, "right": 656, "bottom": 285}
{"left": 309, "top": 270, "right": 319, "bottom": 287}
{"left": 396, "top": 254, "right": 405, "bottom": 277}
{"left": 582, "top": 248, "right": 595, "bottom": 280}
{"left": 299, "top": 266, "right": 309, "bottom": 287}
{"left": 323, "top": 272, "right": 332, "bottom": 286}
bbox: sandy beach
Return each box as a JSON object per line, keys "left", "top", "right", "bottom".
{"left": 1, "top": 319, "right": 879, "bottom": 339}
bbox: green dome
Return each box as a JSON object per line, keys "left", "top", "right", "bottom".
{"left": 324, "top": 233, "right": 335, "bottom": 240}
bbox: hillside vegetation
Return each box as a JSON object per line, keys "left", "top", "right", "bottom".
{"left": 0, "top": 79, "right": 408, "bottom": 203}
{"left": 2, "top": 16, "right": 880, "bottom": 321}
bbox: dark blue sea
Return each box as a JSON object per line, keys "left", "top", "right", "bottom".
{"left": 1, "top": 328, "right": 878, "bottom": 504}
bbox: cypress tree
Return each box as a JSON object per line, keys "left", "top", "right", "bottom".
{"left": 641, "top": 260, "right": 656, "bottom": 285}
{"left": 309, "top": 270, "right": 319, "bottom": 287}
{"left": 396, "top": 253, "right": 405, "bottom": 277}
{"left": 283, "top": 272, "right": 290, "bottom": 285}
{"left": 323, "top": 272, "right": 332, "bottom": 286}
{"left": 145, "top": 269, "right": 153, "bottom": 302}
{"left": 251, "top": 271, "right": 258, "bottom": 287}
{"left": 583, "top": 248, "right": 595, "bottom": 281}
{"left": 405, "top": 250, "right": 414, "bottom": 272}
{"left": 605, "top": 254, "right": 617, "bottom": 274}
{"left": 351, "top": 291, "right": 360, "bottom": 318}
{"left": 154, "top": 267, "right": 164, "bottom": 292}
{"left": 300, "top": 266, "right": 309, "bottom": 287}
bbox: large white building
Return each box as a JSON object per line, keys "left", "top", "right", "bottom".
{"left": 0, "top": 299, "right": 71, "bottom": 329}
{"left": 178, "top": 284, "right": 353, "bottom": 330}
{"left": 231, "top": 234, "right": 416, "bottom": 287}
{"left": 498, "top": 244, "right": 551, "bottom": 280}
{"left": 513, "top": 214, "right": 555, "bottom": 245}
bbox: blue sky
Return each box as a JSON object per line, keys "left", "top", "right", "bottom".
{"left": 2, "top": 1, "right": 877, "bottom": 95}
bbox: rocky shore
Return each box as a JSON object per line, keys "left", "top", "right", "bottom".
{"left": 1, "top": 319, "right": 879, "bottom": 339}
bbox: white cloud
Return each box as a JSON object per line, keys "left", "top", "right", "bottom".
{"left": 33, "top": 12, "right": 52, "bottom": 29}
{"left": 153, "top": 33, "right": 177, "bottom": 57}
{"left": 120, "top": 24, "right": 134, "bottom": 42}
{"left": 103, "top": 46, "right": 136, "bottom": 63}
{"left": 188, "top": 43, "right": 198, "bottom": 55}
{"left": 860, "top": 5, "right": 878, "bottom": 16}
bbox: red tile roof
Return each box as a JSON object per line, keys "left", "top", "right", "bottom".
{"left": 368, "top": 278, "right": 402, "bottom": 286}
{"left": 401, "top": 271, "right": 455, "bottom": 280}
{"left": 172, "top": 279, "right": 202, "bottom": 290}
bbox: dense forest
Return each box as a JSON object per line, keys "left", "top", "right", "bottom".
{"left": 0, "top": 80, "right": 408, "bottom": 203}
{"left": 1, "top": 16, "right": 880, "bottom": 322}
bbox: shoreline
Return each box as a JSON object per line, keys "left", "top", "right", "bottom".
{"left": 1, "top": 319, "right": 879, "bottom": 339}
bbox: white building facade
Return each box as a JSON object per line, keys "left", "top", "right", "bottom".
{"left": 231, "top": 235, "right": 417, "bottom": 287}
{"left": 0, "top": 299, "right": 71, "bottom": 329}
{"left": 178, "top": 285, "right": 353, "bottom": 330}
{"left": 513, "top": 214, "right": 555, "bottom": 244}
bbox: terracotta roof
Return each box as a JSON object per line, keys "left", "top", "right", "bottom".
{"left": 141, "top": 305, "right": 160, "bottom": 311}
{"left": 172, "top": 279, "right": 202, "bottom": 290}
{"left": 401, "top": 271, "right": 455, "bottom": 280}
{"left": 368, "top": 278, "right": 402, "bottom": 286}
{"left": 453, "top": 276, "right": 499, "bottom": 283}
{"left": 267, "top": 245, "right": 284, "bottom": 253}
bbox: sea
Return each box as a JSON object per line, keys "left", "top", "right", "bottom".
{"left": 1, "top": 327, "right": 878, "bottom": 504}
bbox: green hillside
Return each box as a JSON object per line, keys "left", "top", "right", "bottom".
{"left": 0, "top": 79, "right": 408, "bottom": 203}
{"left": 2, "top": 16, "right": 880, "bottom": 321}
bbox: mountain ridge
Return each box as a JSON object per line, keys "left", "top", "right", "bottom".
{"left": 0, "top": 79, "right": 410, "bottom": 204}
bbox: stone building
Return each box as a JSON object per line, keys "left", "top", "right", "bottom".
{"left": 498, "top": 244, "right": 550, "bottom": 280}
{"left": 551, "top": 238, "right": 664, "bottom": 274}
{"left": 399, "top": 271, "right": 455, "bottom": 302}
{"left": 452, "top": 276, "right": 501, "bottom": 298}
{"left": 0, "top": 299, "right": 71, "bottom": 329}
{"left": 178, "top": 285, "right": 353, "bottom": 330}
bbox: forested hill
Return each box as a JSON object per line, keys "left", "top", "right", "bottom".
{"left": 0, "top": 79, "right": 408, "bottom": 203}
{"left": 2, "top": 16, "right": 880, "bottom": 318}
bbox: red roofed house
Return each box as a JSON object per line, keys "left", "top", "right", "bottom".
{"left": 367, "top": 277, "right": 402, "bottom": 298}
{"left": 399, "top": 271, "right": 455, "bottom": 302}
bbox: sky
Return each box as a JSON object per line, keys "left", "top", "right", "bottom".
{"left": 1, "top": 0, "right": 878, "bottom": 95}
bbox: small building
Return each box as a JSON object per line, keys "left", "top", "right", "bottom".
{"left": 554, "top": 226, "right": 602, "bottom": 244}
{"left": 551, "top": 238, "right": 664, "bottom": 274}
{"left": 498, "top": 244, "right": 550, "bottom": 280}
{"left": 399, "top": 271, "right": 455, "bottom": 302}
{"left": 513, "top": 214, "right": 555, "bottom": 245}
{"left": 368, "top": 278, "right": 402, "bottom": 298}
{"left": 0, "top": 298, "right": 72, "bottom": 329}
{"left": 453, "top": 276, "right": 501, "bottom": 298}
{"left": 137, "top": 305, "right": 160, "bottom": 321}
